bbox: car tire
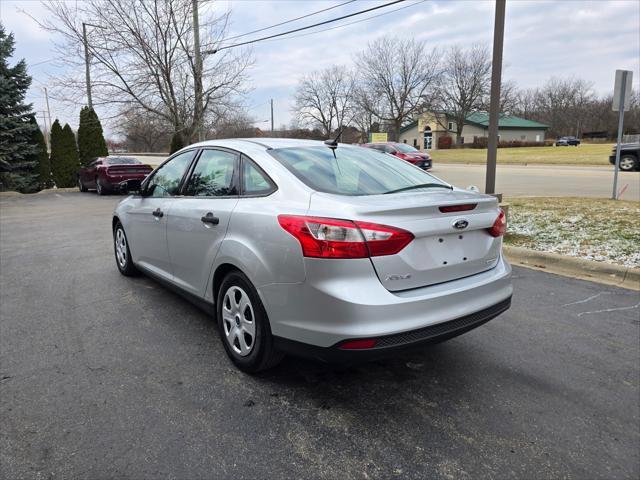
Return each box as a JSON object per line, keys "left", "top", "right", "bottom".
{"left": 78, "top": 176, "right": 88, "bottom": 192}
{"left": 619, "top": 155, "right": 638, "bottom": 172}
{"left": 113, "top": 221, "right": 139, "bottom": 276}
{"left": 96, "top": 178, "right": 106, "bottom": 195}
{"left": 217, "top": 271, "right": 283, "bottom": 373}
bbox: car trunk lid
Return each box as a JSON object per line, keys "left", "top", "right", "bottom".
{"left": 308, "top": 189, "right": 502, "bottom": 291}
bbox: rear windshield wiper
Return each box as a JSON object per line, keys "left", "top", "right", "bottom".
{"left": 383, "top": 183, "right": 453, "bottom": 194}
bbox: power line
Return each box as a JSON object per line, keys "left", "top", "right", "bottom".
{"left": 205, "top": 0, "right": 406, "bottom": 54}
{"left": 262, "top": 0, "right": 428, "bottom": 43}
{"left": 223, "top": 0, "right": 357, "bottom": 42}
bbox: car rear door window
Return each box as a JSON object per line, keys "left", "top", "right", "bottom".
{"left": 184, "top": 149, "right": 238, "bottom": 197}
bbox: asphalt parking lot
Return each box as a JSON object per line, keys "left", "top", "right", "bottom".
{"left": 1, "top": 191, "right": 639, "bottom": 479}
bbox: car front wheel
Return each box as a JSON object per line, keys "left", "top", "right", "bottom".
{"left": 113, "top": 222, "right": 139, "bottom": 276}
{"left": 619, "top": 155, "right": 638, "bottom": 171}
{"left": 217, "top": 271, "right": 283, "bottom": 373}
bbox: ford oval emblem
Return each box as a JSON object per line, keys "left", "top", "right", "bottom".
{"left": 453, "top": 219, "right": 469, "bottom": 230}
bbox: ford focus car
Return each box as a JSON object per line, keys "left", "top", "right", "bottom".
{"left": 112, "top": 139, "right": 512, "bottom": 373}
{"left": 78, "top": 156, "right": 153, "bottom": 195}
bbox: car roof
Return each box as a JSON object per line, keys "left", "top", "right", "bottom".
{"left": 187, "top": 138, "right": 331, "bottom": 151}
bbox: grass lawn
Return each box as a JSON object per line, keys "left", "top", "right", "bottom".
{"left": 504, "top": 197, "right": 639, "bottom": 268}
{"left": 431, "top": 143, "right": 613, "bottom": 166}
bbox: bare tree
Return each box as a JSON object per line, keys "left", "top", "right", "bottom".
{"left": 355, "top": 37, "right": 441, "bottom": 141}
{"left": 116, "top": 108, "right": 172, "bottom": 152}
{"left": 293, "top": 65, "right": 355, "bottom": 137}
{"left": 434, "top": 45, "right": 491, "bottom": 144}
{"left": 529, "top": 77, "right": 595, "bottom": 137}
{"left": 36, "top": 0, "right": 252, "bottom": 142}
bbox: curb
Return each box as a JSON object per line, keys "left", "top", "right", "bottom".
{"left": 503, "top": 245, "right": 640, "bottom": 291}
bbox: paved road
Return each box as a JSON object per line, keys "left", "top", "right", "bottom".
{"left": 431, "top": 164, "right": 640, "bottom": 201}
{"left": 1, "top": 192, "right": 639, "bottom": 479}
{"left": 131, "top": 154, "right": 640, "bottom": 201}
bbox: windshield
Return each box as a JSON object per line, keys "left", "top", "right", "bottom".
{"left": 106, "top": 157, "right": 141, "bottom": 165}
{"left": 269, "top": 146, "right": 450, "bottom": 196}
{"left": 394, "top": 143, "right": 419, "bottom": 153}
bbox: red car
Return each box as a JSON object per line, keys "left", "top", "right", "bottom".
{"left": 78, "top": 156, "right": 153, "bottom": 195}
{"left": 361, "top": 142, "right": 432, "bottom": 170}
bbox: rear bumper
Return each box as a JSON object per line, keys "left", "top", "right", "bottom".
{"left": 259, "top": 255, "right": 512, "bottom": 349}
{"left": 102, "top": 173, "right": 150, "bottom": 189}
{"left": 274, "top": 296, "right": 511, "bottom": 363}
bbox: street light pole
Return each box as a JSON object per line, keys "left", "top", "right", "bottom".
{"left": 485, "top": 0, "right": 506, "bottom": 195}
{"left": 270, "top": 99, "right": 274, "bottom": 132}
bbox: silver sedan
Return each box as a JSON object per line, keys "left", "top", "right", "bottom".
{"left": 113, "top": 138, "right": 512, "bottom": 372}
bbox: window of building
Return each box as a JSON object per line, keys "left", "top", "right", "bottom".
{"left": 447, "top": 121, "right": 453, "bottom": 131}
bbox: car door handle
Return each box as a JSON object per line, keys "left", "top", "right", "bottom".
{"left": 152, "top": 208, "right": 163, "bottom": 218}
{"left": 201, "top": 212, "right": 220, "bottom": 225}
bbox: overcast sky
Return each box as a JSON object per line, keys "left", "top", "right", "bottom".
{"left": 2, "top": 0, "right": 639, "bottom": 138}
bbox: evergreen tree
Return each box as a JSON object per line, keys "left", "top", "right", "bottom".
{"left": 169, "top": 131, "right": 184, "bottom": 154}
{"left": 77, "top": 106, "right": 108, "bottom": 165}
{"left": 25, "top": 116, "right": 50, "bottom": 190}
{"left": 50, "top": 121, "right": 79, "bottom": 187}
{"left": 0, "top": 25, "right": 38, "bottom": 192}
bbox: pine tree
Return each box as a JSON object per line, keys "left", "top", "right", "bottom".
{"left": 0, "top": 25, "right": 38, "bottom": 192}
{"left": 169, "top": 131, "right": 184, "bottom": 154}
{"left": 25, "top": 116, "right": 50, "bottom": 190}
{"left": 77, "top": 106, "right": 108, "bottom": 165}
{"left": 50, "top": 121, "right": 79, "bottom": 188}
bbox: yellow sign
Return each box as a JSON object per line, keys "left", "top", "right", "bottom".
{"left": 370, "top": 132, "right": 388, "bottom": 143}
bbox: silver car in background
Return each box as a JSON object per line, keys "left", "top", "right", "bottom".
{"left": 113, "top": 138, "right": 512, "bottom": 372}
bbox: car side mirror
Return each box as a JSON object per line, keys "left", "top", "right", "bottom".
{"left": 467, "top": 185, "right": 480, "bottom": 193}
{"left": 119, "top": 179, "right": 142, "bottom": 195}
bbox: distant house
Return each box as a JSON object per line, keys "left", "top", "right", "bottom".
{"left": 398, "top": 111, "right": 549, "bottom": 151}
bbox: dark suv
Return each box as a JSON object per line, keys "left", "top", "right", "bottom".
{"left": 609, "top": 143, "right": 640, "bottom": 171}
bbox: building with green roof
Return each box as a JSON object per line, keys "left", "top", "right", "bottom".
{"left": 398, "top": 111, "right": 548, "bottom": 151}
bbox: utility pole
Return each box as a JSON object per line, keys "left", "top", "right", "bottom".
{"left": 193, "top": 0, "right": 204, "bottom": 142}
{"left": 82, "top": 23, "right": 92, "bottom": 109}
{"left": 82, "top": 22, "right": 106, "bottom": 110}
{"left": 44, "top": 87, "right": 52, "bottom": 142}
{"left": 485, "top": 0, "right": 506, "bottom": 196}
{"left": 270, "top": 99, "right": 274, "bottom": 132}
{"left": 40, "top": 110, "right": 50, "bottom": 151}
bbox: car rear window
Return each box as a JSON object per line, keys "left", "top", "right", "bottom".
{"left": 269, "top": 146, "right": 449, "bottom": 196}
{"left": 106, "top": 157, "right": 141, "bottom": 165}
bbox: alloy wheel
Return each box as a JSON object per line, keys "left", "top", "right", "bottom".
{"left": 619, "top": 156, "right": 636, "bottom": 171}
{"left": 222, "top": 286, "right": 255, "bottom": 357}
{"left": 115, "top": 228, "right": 127, "bottom": 269}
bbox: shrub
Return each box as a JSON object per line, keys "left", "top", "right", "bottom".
{"left": 472, "top": 137, "right": 547, "bottom": 149}
{"left": 77, "top": 106, "right": 108, "bottom": 165}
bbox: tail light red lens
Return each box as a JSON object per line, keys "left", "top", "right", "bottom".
{"left": 278, "top": 215, "right": 414, "bottom": 259}
{"left": 488, "top": 209, "right": 507, "bottom": 237}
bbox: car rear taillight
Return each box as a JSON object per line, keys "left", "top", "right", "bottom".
{"left": 278, "top": 215, "right": 414, "bottom": 259}
{"left": 488, "top": 209, "right": 507, "bottom": 237}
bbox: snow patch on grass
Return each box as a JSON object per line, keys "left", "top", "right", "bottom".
{"left": 505, "top": 197, "right": 640, "bottom": 268}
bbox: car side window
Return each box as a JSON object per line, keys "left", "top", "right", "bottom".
{"left": 147, "top": 150, "right": 195, "bottom": 197}
{"left": 242, "top": 157, "right": 275, "bottom": 196}
{"left": 184, "top": 149, "right": 238, "bottom": 197}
